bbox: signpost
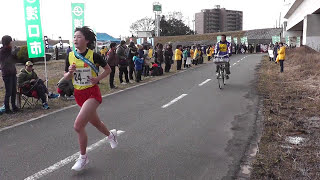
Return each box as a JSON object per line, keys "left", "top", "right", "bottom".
{"left": 153, "top": 2, "right": 161, "bottom": 37}
{"left": 71, "top": 3, "right": 85, "bottom": 49}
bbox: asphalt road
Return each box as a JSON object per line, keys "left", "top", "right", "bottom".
{"left": 0, "top": 53, "right": 263, "bottom": 180}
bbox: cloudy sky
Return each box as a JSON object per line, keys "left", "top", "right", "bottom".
{"left": 0, "top": 0, "right": 290, "bottom": 41}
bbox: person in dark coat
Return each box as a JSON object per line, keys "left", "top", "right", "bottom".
{"left": 107, "top": 43, "right": 119, "bottom": 89}
{"left": 164, "top": 44, "right": 173, "bottom": 72}
{"left": 0, "top": 35, "right": 19, "bottom": 113}
{"left": 273, "top": 42, "right": 279, "bottom": 62}
{"left": 127, "top": 41, "right": 137, "bottom": 81}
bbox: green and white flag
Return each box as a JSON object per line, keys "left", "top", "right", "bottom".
{"left": 233, "top": 37, "right": 238, "bottom": 44}
{"left": 241, "top": 37, "right": 248, "bottom": 45}
{"left": 226, "top": 36, "right": 232, "bottom": 43}
{"left": 23, "top": 0, "right": 44, "bottom": 58}
{"left": 296, "top": 37, "right": 301, "bottom": 47}
{"left": 285, "top": 36, "right": 290, "bottom": 45}
{"left": 71, "top": 3, "right": 85, "bottom": 48}
{"left": 272, "top": 36, "right": 281, "bottom": 44}
{"left": 217, "top": 36, "right": 221, "bottom": 42}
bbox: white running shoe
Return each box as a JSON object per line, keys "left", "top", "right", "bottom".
{"left": 121, "top": 82, "right": 127, "bottom": 85}
{"left": 71, "top": 155, "right": 89, "bottom": 171}
{"left": 107, "top": 129, "right": 118, "bottom": 149}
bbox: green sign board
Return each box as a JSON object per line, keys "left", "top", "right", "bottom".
{"left": 272, "top": 36, "right": 281, "bottom": 44}
{"left": 226, "top": 36, "right": 232, "bottom": 43}
{"left": 153, "top": 5, "right": 162, "bottom": 12}
{"left": 233, "top": 37, "right": 238, "bottom": 44}
{"left": 71, "top": 3, "right": 85, "bottom": 49}
{"left": 217, "top": 36, "right": 221, "bottom": 42}
{"left": 23, "top": 0, "right": 44, "bottom": 58}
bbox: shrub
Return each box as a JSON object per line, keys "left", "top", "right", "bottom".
{"left": 17, "top": 45, "right": 29, "bottom": 63}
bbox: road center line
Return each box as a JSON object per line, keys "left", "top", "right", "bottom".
{"left": 198, "top": 79, "right": 211, "bottom": 86}
{"left": 161, "top": 94, "right": 188, "bottom": 108}
{"left": 24, "top": 138, "right": 107, "bottom": 180}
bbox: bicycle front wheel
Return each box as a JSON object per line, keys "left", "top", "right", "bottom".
{"left": 218, "top": 68, "right": 224, "bottom": 89}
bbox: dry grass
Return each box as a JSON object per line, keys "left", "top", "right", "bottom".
{"left": 251, "top": 46, "right": 320, "bottom": 179}
{"left": 0, "top": 57, "right": 210, "bottom": 128}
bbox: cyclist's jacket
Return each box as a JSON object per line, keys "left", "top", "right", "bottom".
{"left": 215, "top": 41, "right": 231, "bottom": 56}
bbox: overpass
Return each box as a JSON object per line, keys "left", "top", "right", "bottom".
{"left": 283, "top": 0, "right": 320, "bottom": 51}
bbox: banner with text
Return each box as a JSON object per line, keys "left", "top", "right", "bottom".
{"left": 24, "top": 0, "right": 44, "bottom": 58}
{"left": 71, "top": 3, "right": 85, "bottom": 48}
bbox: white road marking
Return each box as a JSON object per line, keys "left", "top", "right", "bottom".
{"left": 24, "top": 130, "right": 125, "bottom": 180}
{"left": 237, "top": 60, "right": 240, "bottom": 63}
{"left": 198, "top": 79, "right": 211, "bottom": 86}
{"left": 161, "top": 94, "right": 188, "bottom": 108}
{"left": 233, "top": 63, "right": 237, "bottom": 66}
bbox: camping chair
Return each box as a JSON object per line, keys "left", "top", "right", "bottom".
{"left": 16, "top": 81, "right": 41, "bottom": 109}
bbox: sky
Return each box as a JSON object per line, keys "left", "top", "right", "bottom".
{"left": 0, "top": 0, "right": 289, "bottom": 41}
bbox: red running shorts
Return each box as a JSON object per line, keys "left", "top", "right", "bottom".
{"left": 74, "top": 85, "right": 102, "bottom": 107}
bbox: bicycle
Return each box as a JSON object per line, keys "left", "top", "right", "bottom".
{"left": 214, "top": 54, "right": 230, "bottom": 89}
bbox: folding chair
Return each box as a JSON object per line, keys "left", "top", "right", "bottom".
{"left": 16, "top": 86, "right": 40, "bottom": 109}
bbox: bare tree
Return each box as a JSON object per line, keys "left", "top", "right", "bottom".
{"left": 130, "top": 17, "right": 155, "bottom": 36}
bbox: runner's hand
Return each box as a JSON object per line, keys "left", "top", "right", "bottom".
{"left": 89, "top": 77, "right": 99, "bottom": 85}
{"left": 69, "top": 64, "right": 76, "bottom": 73}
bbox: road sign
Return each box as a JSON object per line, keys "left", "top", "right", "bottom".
{"left": 23, "top": 0, "right": 44, "bottom": 58}
{"left": 153, "top": 4, "right": 162, "bottom": 12}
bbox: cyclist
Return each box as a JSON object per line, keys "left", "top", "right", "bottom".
{"left": 214, "top": 34, "right": 232, "bottom": 79}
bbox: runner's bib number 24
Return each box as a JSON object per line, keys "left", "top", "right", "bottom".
{"left": 73, "top": 67, "right": 92, "bottom": 86}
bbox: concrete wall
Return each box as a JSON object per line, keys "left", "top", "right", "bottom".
{"left": 286, "top": 0, "right": 320, "bottom": 30}
{"left": 303, "top": 14, "right": 320, "bottom": 51}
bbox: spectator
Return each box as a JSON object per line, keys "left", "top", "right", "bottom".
{"left": 186, "top": 47, "right": 192, "bottom": 68}
{"left": 55, "top": 46, "right": 59, "bottom": 60}
{"left": 183, "top": 47, "right": 188, "bottom": 68}
{"left": 100, "top": 46, "right": 107, "bottom": 59}
{"left": 150, "top": 62, "right": 159, "bottom": 76}
{"left": 143, "top": 46, "right": 150, "bottom": 77}
{"left": 193, "top": 45, "right": 201, "bottom": 65}
{"left": 133, "top": 52, "right": 144, "bottom": 82}
{"left": 206, "top": 45, "right": 213, "bottom": 61}
{"left": 276, "top": 42, "right": 286, "bottom": 73}
{"left": 17, "top": 61, "right": 50, "bottom": 109}
{"left": 156, "top": 43, "right": 164, "bottom": 65}
{"left": 67, "top": 46, "right": 72, "bottom": 55}
{"left": 273, "top": 42, "right": 279, "bottom": 62}
{"left": 116, "top": 40, "right": 130, "bottom": 85}
{"left": 127, "top": 42, "right": 137, "bottom": 81}
{"left": 164, "top": 44, "right": 173, "bottom": 72}
{"left": 57, "top": 77, "right": 74, "bottom": 99}
{"left": 107, "top": 43, "right": 119, "bottom": 89}
{"left": 0, "top": 35, "right": 19, "bottom": 113}
{"left": 175, "top": 45, "right": 183, "bottom": 70}
{"left": 190, "top": 46, "right": 195, "bottom": 64}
